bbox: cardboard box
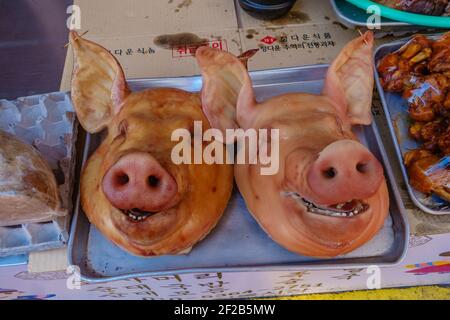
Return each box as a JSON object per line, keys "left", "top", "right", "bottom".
{"left": 61, "top": 0, "right": 238, "bottom": 89}
{"left": 61, "top": 0, "right": 360, "bottom": 90}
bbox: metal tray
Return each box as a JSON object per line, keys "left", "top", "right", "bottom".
{"left": 68, "top": 65, "right": 409, "bottom": 282}
{"left": 374, "top": 35, "right": 450, "bottom": 215}
{"left": 330, "top": 0, "right": 434, "bottom": 34}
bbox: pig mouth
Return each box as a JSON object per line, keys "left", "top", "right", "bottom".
{"left": 121, "top": 208, "right": 159, "bottom": 222}
{"left": 283, "top": 192, "right": 369, "bottom": 218}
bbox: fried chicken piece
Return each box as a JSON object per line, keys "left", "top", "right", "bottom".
{"left": 377, "top": 53, "right": 411, "bottom": 92}
{"left": 409, "top": 122, "right": 424, "bottom": 140}
{"left": 408, "top": 120, "right": 439, "bottom": 152}
{"left": 419, "top": 119, "right": 445, "bottom": 153}
{"left": 377, "top": 35, "right": 433, "bottom": 92}
{"left": 438, "top": 126, "right": 450, "bottom": 154}
{"left": 430, "top": 32, "right": 450, "bottom": 75}
{"left": 431, "top": 31, "right": 450, "bottom": 52}
{"left": 404, "top": 150, "right": 450, "bottom": 201}
{"left": 443, "top": 92, "right": 450, "bottom": 115}
{"left": 434, "top": 91, "right": 450, "bottom": 117}
{"left": 420, "top": 119, "right": 444, "bottom": 141}
{"left": 403, "top": 74, "right": 449, "bottom": 121}
{"left": 407, "top": 102, "right": 436, "bottom": 122}
{"left": 398, "top": 35, "right": 432, "bottom": 59}
{"left": 409, "top": 117, "right": 449, "bottom": 154}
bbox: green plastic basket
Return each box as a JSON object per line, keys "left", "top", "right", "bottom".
{"left": 345, "top": 0, "right": 450, "bottom": 28}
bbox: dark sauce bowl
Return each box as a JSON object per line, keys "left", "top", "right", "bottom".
{"left": 238, "top": 0, "right": 297, "bottom": 20}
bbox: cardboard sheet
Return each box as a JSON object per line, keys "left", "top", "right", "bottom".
{"left": 60, "top": 0, "right": 360, "bottom": 90}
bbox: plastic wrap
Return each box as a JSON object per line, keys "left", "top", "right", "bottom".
{"left": 0, "top": 131, "right": 62, "bottom": 226}
{"left": 0, "top": 92, "right": 77, "bottom": 256}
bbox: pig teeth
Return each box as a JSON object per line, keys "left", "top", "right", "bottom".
{"left": 127, "top": 212, "right": 140, "bottom": 221}
{"left": 283, "top": 191, "right": 368, "bottom": 218}
{"left": 282, "top": 191, "right": 302, "bottom": 199}
{"left": 124, "top": 209, "right": 156, "bottom": 222}
{"left": 128, "top": 213, "right": 144, "bottom": 221}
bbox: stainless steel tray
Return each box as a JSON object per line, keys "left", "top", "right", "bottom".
{"left": 330, "top": 0, "right": 434, "bottom": 34}
{"left": 68, "top": 65, "right": 409, "bottom": 282}
{"left": 374, "top": 35, "right": 450, "bottom": 215}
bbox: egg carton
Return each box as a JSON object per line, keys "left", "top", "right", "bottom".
{"left": 0, "top": 92, "right": 77, "bottom": 257}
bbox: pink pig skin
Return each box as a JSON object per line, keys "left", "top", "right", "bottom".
{"left": 197, "top": 32, "right": 390, "bottom": 258}
{"left": 69, "top": 32, "right": 234, "bottom": 257}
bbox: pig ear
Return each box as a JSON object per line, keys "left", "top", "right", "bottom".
{"left": 196, "top": 47, "right": 257, "bottom": 133}
{"left": 70, "top": 31, "right": 130, "bottom": 133}
{"left": 322, "top": 31, "right": 374, "bottom": 125}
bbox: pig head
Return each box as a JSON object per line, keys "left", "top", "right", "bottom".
{"left": 197, "top": 32, "right": 389, "bottom": 257}
{"left": 70, "top": 32, "right": 233, "bottom": 256}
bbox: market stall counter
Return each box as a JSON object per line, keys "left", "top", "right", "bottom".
{"left": 0, "top": 0, "right": 449, "bottom": 300}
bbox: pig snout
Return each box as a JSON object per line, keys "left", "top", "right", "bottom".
{"left": 102, "top": 152, "right": 178, "bottom": 212}
{"left": 307, "top": 140, "right": 383, "bottom": 205}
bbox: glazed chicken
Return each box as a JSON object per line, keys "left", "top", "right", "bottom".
{"left": 377, "top": 34, "right": 433, "bottom": 92}
{"left": 409, "top": 118, "right": 450, "bottom": 153}
{"left": 375, "top": 0, "right": 450, "bottom": 16}
{"left": 378, "top": 32, "right": 450, "bottom": 202}
{"left": 404, "top": 150, "right": 450, "bottom": 201}
{"left": 430, "top": 32, "right": 450, "bottom": 76}
{"left": 404, "top": 74, "right": 449, "bottom": 122}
